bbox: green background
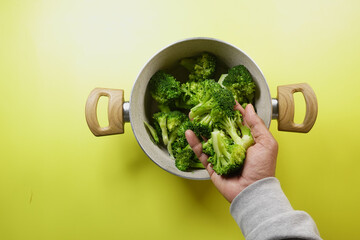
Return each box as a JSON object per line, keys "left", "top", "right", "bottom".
{"left": 1, "top": 0, "right": 359, "bottom": 239}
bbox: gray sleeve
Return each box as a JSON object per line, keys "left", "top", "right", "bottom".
{"left": 230, "top": 177, "right": 322, "bottom": 240}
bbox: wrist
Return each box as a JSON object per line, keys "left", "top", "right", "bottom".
{"left": 228, "top": 175, "right": 275, "bottom": 203}
{"left": 229, "top": 177, "right": 294, "bottom": 238}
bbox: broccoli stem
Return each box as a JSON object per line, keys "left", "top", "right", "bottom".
{"left": 233, "top": 115, "right": 254, "bottom": 149}
{"left": 167, "top": 131, "right": 178, "bottom": 158}
{"left": 211, "top": 130, "right": 221, "bottom": 158}
{"left": 157, "top": 116, "right": 169, "bottom": 145}
{"left": 144, "top": 121, "right": 159, "bottom": 144}
{"left": 211, "top": 130, "right": 232, "bottom": 171}
{"left": 238, "top": 124, "right": 254, "bottom": 149}
{"left": 190, "top": 161, "right": 205, "bottom": 169}
{"left": 189, "top": 98, "right": 214, "bottom": 119}
{"left": 221, "top": 117, "right": 243, "bottom": 146}
{"left": 218, "top": 74, "right": 228, "bottom": 88}
{"left": 212, "top": 130, "right": 231, "bottom": 160}
{"left": 217, "top": 132, "right": 232, "bottom": 160}
{"left": 158, "top": 104, "right": 170, "bottom": 113}
{"left": 199, "top": 114, "right": 213, "bottom": 126}
{"left": 180, "top": 58, "right": 196, "bottom": 72}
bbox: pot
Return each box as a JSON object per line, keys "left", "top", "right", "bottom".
{"left": 85, "top": 37, "right": 318, "bottom": 180}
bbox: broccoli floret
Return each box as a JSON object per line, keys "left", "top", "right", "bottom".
{"left": 175, "top": 81, "right": 205, "bottom": 109}
{"left": 180, "top": 52, "right": 216, "bottom": 81}
{"left": 221, "top": 65, "right": 256, "bottom": 105}
{"left": 233, "top": 111, "right": 254, "bottom": 149}
{"left": 152, "top": 110, "right": 188, "bottom": 154}
{"left": 176, "top": 118, "right": 211, "bottom": 141}
{"left": 189, "top": 80, "right": 235, "bottom": 127}
{"left": 165, "top": 111, "right": 188, "bottom": 157}
{"left": 171, "top": 120, "right": 210, "bottom": 151}
{"left": 175, "top": 121, "right": 193, "bottom": 145}
{"left": 167, "top": 131, "right": 178, "bottom": 158}
{"left": 202, "top": 138, "right": 214, "bottom": 156}
{"left": 192, "top": 121, "right": 212, "bottom": 140}
{"left": 217, "top": 110, "right": 254, "bottom": 150}
{"left": 192, "top": 115, "right": 214, "bottom": 138}
{"left": 207, "top": 129, "right": 246, "bottom": 176}
{"left": 170, "top": 120, "right": 209, "bottom": 171}
{"left": 166, "top": 111, "right": 187, "bottom": 133}
{"left": 170, "top": 120, "right": 194, "bottom": 157}
{"left": 204, "top": 110, "right": 254, "bottom": 176}
{"left": 148, "top": 70, "right": 181, "bottom": 106}
{"left": 174, "top": 145, "right": 204, "bottom": 171}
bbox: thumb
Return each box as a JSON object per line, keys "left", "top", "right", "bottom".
{"left": 243, "top": 104, "right": 271, "bottom": 140}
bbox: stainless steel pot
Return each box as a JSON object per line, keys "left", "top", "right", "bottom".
{"left": 85, "top": 37, "right": 318, "bottom": 180}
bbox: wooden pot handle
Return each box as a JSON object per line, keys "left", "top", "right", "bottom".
{"left": 85, "top": 88, "right": 125, "bottom": 136}
{"left": 277, "top": 83, "right": 318, "bottom": 133}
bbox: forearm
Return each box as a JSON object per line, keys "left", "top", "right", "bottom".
{"left": 230, "top": 177, "right": 322, "bottom": 240}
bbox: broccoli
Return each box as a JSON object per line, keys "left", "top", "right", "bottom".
{"left": 166, "top": 111, "right": 188, "bottom": 133}
{"left": 221, "top": 65, "right": 256, "bottom": 105}
{"left": 192, "top": 115, "right": 214, "bottom": 135}
{"left": 217, "top": 110, "right": 254, "bottom": 150}
{"left": 180, "top": 52, "right": 216, "bottom": 81}
{"left": 153, "top": 110, "right": 187, "bottom": 149}
{"left": 206, "top": 129, "right": 246, "bottom": 176}
{"left": 176, "top": 120, "right": 203, "bottom": 141}
{"left": 202, "top": 110, "right": 254, "bottom": 175}
{"left": 174, "top": 145, "right": 204, "bottom": 171}
{"left": 153, "top": 112, "right": 169, "bottom": 145}
{"left": 233, "top": 111, "right": 254, "bottom": 149}
{"left": 174, "top": 120, "right": 194, "bottom": 147}
{"left": 175, "top": 81, "right": 205, "bottom": 109}
{"left": 146, "top": 55, "right": 256, "bottom": 175}
{"left": 202, "top": 138, "right": 214, "bottom": 156}
{"left": 171, "top": 120, "right": 210, "bottom": 153}
{"left": 165, "top": 111, "right": 188, "bottom": 157}
{"left": 218, "top": 74, "right": 227, "bottom": 88}
{"left": 189, "top": 80, "right": 235, "bottom": 127}
{"left": 144, "top": 121, "right": 159, "bottom": 144}
{"left": 158, "top": 104, "right": 171, "bottom": 113}
{"left": 170, "top": 120, "right": 208, "bottom": 171}
{"left": 148, "top": 70, "right": 181, "bottom": 106}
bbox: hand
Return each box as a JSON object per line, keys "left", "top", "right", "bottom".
{"left": 185, "top": 103, "right": 278, "bottom": 203}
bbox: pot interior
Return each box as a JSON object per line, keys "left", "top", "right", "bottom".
{"left": 130, "top": 38, "right": 272, "bottom": 180}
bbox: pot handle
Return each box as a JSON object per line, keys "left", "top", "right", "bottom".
{"left": 276, "top": 83, "right": 318, "bottom": 133}
{"left": 85, "top": 88, "right": 126, "bottom": 136}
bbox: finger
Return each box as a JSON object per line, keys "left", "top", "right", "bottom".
{"left": 185, "top": 130, "right": 209, "bottom": 166}
{"left": 243, "top": 104, "right": 273, "bottom": 140}
{"left": 234, "top": 100, "right": 245, "bottom": 115}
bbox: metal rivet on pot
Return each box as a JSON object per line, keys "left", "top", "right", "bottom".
{"left": 272, "top": 98, "right": 279, "bottom": 119}
{"left": 123, "top": 102, "right": 130, "bottom": 122}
